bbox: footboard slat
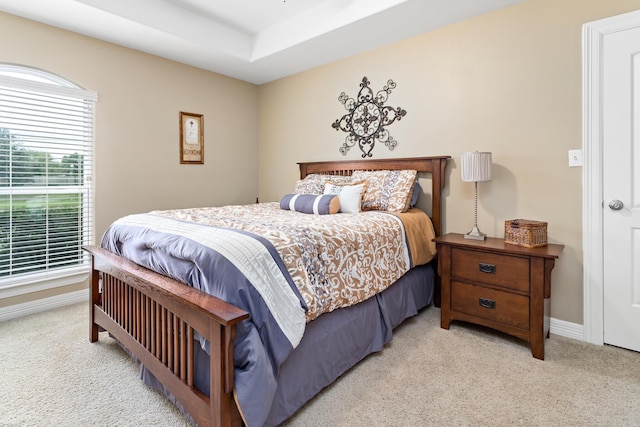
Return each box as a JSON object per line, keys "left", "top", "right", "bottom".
{"left": 155, "top": 302, "right": 161, "bottom": 359}
{"left": 135, "top": 289, "right": 141, "bottom": 342}
{"left": 173, "top": 316, "right": 180, "bottom": 374}
{"left": 86, "top": 245, "right": 249, "bottom": 427}
{"left": 169, "top": 312, "right": 175, "bottom": 371}
{"left": 180, "top": 319, "right": 187, "bottom": 381}
{"left": 145, "top": 295, "right": 151, "bottom": 350}
{"left": 187, "top": 326, "right": 194, "bottom": 386}
{"left": 160, "top": 308, "right": 166, "bottom": 364}
{"left": 151, "top": 300, "right": 157, "bottom": 356}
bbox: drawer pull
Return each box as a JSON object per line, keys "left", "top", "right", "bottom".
{"left": 479, "top": 263, "right": 496, "bottom": 274}
{"left": 479, "top": 298, "right": 496, "bottom": 309}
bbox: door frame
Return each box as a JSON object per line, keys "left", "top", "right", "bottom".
{"left": 582, "top": 10, "right": 640, "bottom": 345}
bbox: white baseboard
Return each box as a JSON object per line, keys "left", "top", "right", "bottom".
{"left": 0, "top": 289, "right": 89, "bottom": 322}
{"left": 550, "top": 317, "right": 584, "bottom": 342}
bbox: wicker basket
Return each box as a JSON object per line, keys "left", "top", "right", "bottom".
{"left": 504, "top": 219, "right": 547, "bottom": 248}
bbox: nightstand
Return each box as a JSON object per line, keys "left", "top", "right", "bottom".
{"left": 433, "top": 233, "right": 564, "bottom": 360}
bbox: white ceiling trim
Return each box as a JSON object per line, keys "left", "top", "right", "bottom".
{"left": 0, "top": 0, "right": 525, "bottom": 84}
{"left": 252, "top": 0, "right": 408, "bottom": 61}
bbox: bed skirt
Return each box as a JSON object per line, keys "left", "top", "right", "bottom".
{"left": 141, "top": 262, "right": 435, "bottom": 426}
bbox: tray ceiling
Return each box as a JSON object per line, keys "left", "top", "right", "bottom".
{"left": 0, "top": 0, "right": 525, "bottom": 84}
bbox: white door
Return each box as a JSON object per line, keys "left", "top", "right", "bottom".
{"left": 602, "top": 25, "right": 640, "bottom": 352}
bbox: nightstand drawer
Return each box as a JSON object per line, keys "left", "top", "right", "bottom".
{"left": 451, "top": 281, "right": 529, "bottom": 330}
{"left": 451, "top": 248, "right": 529, "bottom": 292}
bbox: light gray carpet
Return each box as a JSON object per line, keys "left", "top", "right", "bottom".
{"left": 1, "top": 302, "right": 639, "bottom": 426}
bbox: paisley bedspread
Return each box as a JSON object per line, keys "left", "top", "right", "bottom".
{"left": 150, "top": 202, "right": 435, "bottom": 322}
{"left": 100, "top": 202, "right": 436, "bottom": 426}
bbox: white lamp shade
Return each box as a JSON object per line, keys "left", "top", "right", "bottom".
{"left": 461, "top": 151, "right": 492, "bottom": 182}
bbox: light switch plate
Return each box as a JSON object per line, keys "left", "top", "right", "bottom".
{"left": 568, "top": 149, "right": 583, "bottom": 167}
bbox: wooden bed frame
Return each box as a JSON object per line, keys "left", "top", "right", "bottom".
{"left": 85, "top": 156, "right": 449, "bottom": 427}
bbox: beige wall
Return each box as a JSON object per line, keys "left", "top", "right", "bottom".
{"left": 258, "top": 0, "right": 640, "bottom": 325}
{"left": 0, "top": 12, "right": 259, "bottom": 308}
{"left": 4, "top": 0, "right": 640, "bottom": 325}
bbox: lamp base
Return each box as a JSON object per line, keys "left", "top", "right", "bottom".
{"left": 464, "top": 226, "right": 487, "bottom": 240}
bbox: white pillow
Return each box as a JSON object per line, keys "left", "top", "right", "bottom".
{"left": 323, "top": 182, "right": 366, "bottom": 213}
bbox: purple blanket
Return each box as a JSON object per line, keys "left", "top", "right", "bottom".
{"left": 101, "top": 215, "right": 304, "bottom": 426}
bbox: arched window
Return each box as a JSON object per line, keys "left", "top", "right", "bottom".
{"left": 0, "top": 64, "right": 96, "bottom": 296}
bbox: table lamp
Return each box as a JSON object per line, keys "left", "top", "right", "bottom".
{"left": 461, "top": 151, "right": 492, "bottom": 240}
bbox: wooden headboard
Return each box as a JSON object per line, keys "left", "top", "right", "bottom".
{"left": 297, "top": 156, "right": 450, "bottom": 236}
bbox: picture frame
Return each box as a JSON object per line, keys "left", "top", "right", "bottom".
{"left": 179, "top": 111, "right": 204, "bottom": 164}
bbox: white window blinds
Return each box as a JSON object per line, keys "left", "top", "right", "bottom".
{"left": 0, "top": 66, "right": 96, "bottom": 292}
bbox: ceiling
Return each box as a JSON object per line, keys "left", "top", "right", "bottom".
{"left": 0, "top": 0, "right": 525, "bottom": 85}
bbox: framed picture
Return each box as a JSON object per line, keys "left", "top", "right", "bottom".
{"left": 179, "top": 111, "right": 204, "bottom": 164}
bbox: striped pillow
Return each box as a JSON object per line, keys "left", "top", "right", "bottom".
{"left": 280, "top": 194, "right": 340, "bottom": 215}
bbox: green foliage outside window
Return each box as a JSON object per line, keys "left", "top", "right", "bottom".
{"left": 0, "top": 128, "right": 85, "bottom": 278}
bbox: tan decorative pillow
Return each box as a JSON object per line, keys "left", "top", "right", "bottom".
{"left": 351, "top": 169, "right": 417, "bottom": 212}
{"left": 294, "top": 174, "right": 353, "bottom": 195}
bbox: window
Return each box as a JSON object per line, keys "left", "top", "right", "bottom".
{"left": 0, "top": 64, "right": 96, "bottom": 297}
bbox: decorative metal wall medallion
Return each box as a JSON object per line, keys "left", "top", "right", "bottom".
{"left": 332, "top": 76, "right": 407, "bottom": 157}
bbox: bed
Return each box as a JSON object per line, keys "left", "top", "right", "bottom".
{"left": 86, "top": 155, "right": 449, "bottom": 427}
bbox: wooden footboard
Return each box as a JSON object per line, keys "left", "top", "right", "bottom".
{"left": 86, "top": 245, "right": 249, "bottom": 427}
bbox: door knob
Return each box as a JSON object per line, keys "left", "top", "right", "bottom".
{"left": 608, "top": 199, "right": 624, "bottom": 210}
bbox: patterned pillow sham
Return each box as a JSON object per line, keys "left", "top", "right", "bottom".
{"left": 294, "top": 174, "right": 354, "bottom": 195}
{"left": 351, "top": 169, "right": 417, "bottom": 212}
{"left": 323, "top": 181, "right": 367, "bottom": 213}
{"left": 280, "top": 193, "right": 340, "bottom": 215}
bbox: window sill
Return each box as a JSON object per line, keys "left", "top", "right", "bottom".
{"left": 0, "top": 267, "right": 90, "bottom": 299}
